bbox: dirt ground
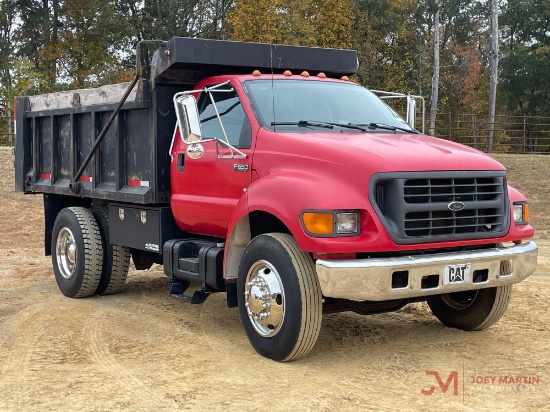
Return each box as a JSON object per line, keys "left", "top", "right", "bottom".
{"left": 1, "top": 147, "right": 549, "bottom": 411}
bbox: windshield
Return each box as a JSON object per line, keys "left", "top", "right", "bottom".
{"left": 245, "top": 79, "right": 414, "bottom": 132}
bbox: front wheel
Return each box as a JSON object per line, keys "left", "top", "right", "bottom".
{"left": 427, "top": 285, "right": 513, "bottom": 331}
{"left": 237, "top": 233, "right": 322, "bottom": 362}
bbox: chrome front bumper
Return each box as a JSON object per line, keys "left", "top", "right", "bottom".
{"left": 315, "top": 241, "right": 538, "bottom": 302}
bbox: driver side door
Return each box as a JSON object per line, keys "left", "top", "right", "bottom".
{"left": 171, "top": 82, "right": 253, "bottom": 238}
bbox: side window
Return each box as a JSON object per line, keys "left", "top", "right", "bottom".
{"left": 197, "top": 86, "right": 251, "bottom": 148}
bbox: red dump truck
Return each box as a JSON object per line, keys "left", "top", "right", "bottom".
{"left": 14, "top": 38, "right": 538, "bottom": 361}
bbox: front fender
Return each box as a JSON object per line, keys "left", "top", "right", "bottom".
{"left": 507, "top": 185, "right": 535, "bottom": 239}
{"left": 245, "top": 170, "right": 377, "bottom": 251}
{"left": 224, "top": 168, "right": 382, "bottom": 272}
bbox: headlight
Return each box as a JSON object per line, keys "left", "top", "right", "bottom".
{"left": 301, "top": 211, "right": 360, "bottom": 237}
{"left": 336, "top": 212, "right": 359, "bottom": 234}
{"left": 513, "top": 202, "right": 529, "bottom": 224}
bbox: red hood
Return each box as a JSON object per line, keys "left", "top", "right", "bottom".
{"left": 256, "top": 130, "right": 505, "bottom": 174}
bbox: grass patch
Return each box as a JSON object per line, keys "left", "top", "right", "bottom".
{"left": 492, "top": 154, "right": 550, "bottom": 238}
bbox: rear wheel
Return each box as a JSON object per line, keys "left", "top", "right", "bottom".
{"left": 427, "top": 285, "right": 513, "bottom": 331}
{"left": 90, "top": 206, "right": 130, "bottom": 295}
{"left": 237, "top": 233, "right": 322, "bottom": 362}
{"left": 52, "top": 207, "right": 103, "bottom": 298}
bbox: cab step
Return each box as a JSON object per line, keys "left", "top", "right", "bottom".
{"left": 163, "top": 239, "right": 225, "bottom": 304}
{"left": 169, "top": 280, "right": 209, "bottom": 304}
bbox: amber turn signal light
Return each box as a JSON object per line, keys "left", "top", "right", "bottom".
{"left": 302, "top": 212, "right": 334, "bottom": 235}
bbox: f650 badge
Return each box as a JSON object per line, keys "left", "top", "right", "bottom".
{"left": 234, "top": 164, "right": 249, "bottom": 172}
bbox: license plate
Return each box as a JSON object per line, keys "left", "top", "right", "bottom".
{"left": 443, "top": 263, "right": 471, "bottom": 285}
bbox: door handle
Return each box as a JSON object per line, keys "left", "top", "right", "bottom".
{"left": 177, "top": 153, "right": 185, "bottom": 172}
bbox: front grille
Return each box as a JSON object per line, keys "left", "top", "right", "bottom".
{"left": 404, "top": 177, "right": 502, "bottom": 204}
{"left": 370, "top": 172, "right": 509, "bottom": 244}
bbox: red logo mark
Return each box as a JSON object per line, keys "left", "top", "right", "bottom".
{"left": 421, "top": 371, "right": 459, "bottom": 396}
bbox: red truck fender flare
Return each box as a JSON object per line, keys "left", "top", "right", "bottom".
{"left": 223, "top": 171, "right": 368, "bottom": 280}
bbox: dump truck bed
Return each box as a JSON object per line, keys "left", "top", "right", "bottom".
{"left": 14, "top": 80, "right": 175, "bottom": 204}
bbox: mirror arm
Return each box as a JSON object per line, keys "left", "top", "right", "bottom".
{"left": 215, "top": 139, "right": 247, "bottom": 159}
{"left": 168, "top": 124, "right": 178, "bottom": 162}
{"left": 207, "top": 90, "right": 234, "bottom": 156}
{"left": 182, "top": 81, "right": 233, "bottom": 96}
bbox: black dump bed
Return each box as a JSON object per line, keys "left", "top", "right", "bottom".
{"left": 14, "top": 37, "right": 358, "bottom": 205}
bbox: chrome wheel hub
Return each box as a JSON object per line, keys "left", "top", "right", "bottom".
{"left": 244, "top": 260, "right": 285, "bottom": 338}
{"left": 56, "top": 227, "right": 77, "bottom": 280}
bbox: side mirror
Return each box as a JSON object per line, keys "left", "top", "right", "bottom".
{"left": 406, "top": 95, "right": 416, "bottom": 130}
{"left": 174, "top": 94, "right": 202, "bottom": 143}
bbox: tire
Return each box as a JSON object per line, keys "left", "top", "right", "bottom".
{"left": 237, "top": 233, "right": 322, "bottom": 362}
{"left": 51, "top": 207, "right": 103, "bottom": 298}
{"left": 90, "top": 206, "right": 131, "bottom": 295}
{"left": 427, "top": 284, "right": 513, "bottom": 331}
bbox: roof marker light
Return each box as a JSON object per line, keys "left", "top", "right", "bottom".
{"left": 283, "top": 70, "right": 292, "bottom": 76}
{"left": 341, "top": 76, "right": 350, "bottom": 81}
{"left": 252, "top": 70, "right": 261, "bottom": 76}
{"left": 301, "top": 71, "right": 310, "bottom": 77}
{"left": 317, "top": 72, "right": 326, "bottom": 78}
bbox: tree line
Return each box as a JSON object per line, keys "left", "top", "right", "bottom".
{"left": 1, "top": 1, "right": 548, "bottom": 142}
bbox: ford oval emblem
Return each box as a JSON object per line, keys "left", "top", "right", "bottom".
{"left": 448, "top": 201, "right": 465, "bottom": 212}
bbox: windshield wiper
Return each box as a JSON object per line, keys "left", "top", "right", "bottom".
{"left": 357, "top": 122, "right": 419, "bottom": 134}
{"left": 271, "top": 120, "right": 367, "bottom": 132}
{"left": 271, "top": 120, "right": 333, "bottom": 129}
